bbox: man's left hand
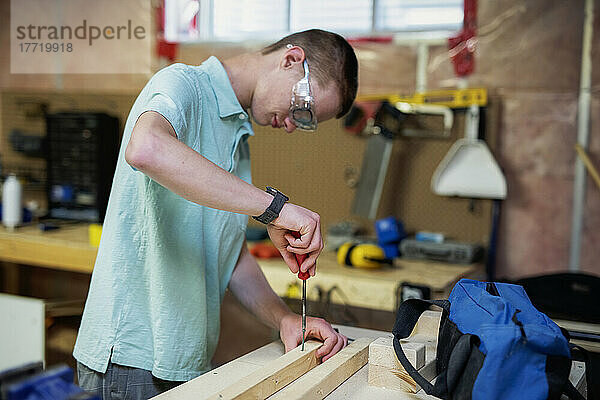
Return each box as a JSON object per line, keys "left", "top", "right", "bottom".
{"left": 279, "top": 313, "right": 348, "bottom": 362}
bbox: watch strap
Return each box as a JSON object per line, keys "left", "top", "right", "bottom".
{"left": 252, "top": 187, "right": 289, "bottom": 224}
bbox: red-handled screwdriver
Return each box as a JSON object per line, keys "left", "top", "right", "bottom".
{"left": 291, "top": 231, "right": 309, "bottom": 351}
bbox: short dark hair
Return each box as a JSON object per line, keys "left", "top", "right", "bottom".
{"left": 262, "top": 29, "right": 358, "bottom": 119}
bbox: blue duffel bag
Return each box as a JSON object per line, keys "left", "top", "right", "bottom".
{"left": 393, "top": 279, "right": 592, "bottom": 400}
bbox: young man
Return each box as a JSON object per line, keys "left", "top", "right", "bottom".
{"left": 74, "top": 29, "right": 358, "bottom": 399}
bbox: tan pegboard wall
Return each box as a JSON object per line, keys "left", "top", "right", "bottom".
{"left": 1, "top": 93, "right": 47, "bottom": 182}
{"left": 0, "top": 89, "right": 498, "bottom": 246}
{"left": 378, "top": 120, "right": 493, "bottom": 244}
{"left": 249, "top": 118, "right": 367, "bottom": 229}
{"left": 0, "top": 90, "right": 137, "bottom": 209}
{"left": 249, "top": 102, "right": 501, "bottom": 245}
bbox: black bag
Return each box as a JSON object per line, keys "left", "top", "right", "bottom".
{"left": 392, "top": 279, "right": 594, "bottom": 400}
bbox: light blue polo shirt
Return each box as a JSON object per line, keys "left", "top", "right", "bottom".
{"left": 73, "top": 57, "right": 254, "bottom": 381}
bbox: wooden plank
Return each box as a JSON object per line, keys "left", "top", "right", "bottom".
{"left": 554, "top": 319, "right": 600, "bottom": 352}
{"left": 367, "top": 333, "right": 437, "bottom": 394}
{"left": 153, "top": 325, "right": 587, "bottom": 400}
{"left": 554, "top": 319, "right": 600, "bottom": 335}
{"left": 153, "top": 343, "right": 286, "bottom": 400}
{"left": 412, "top": 310, "right": 441, "bottom": 338}
{"left": 368, "top": 357, "right": 436, "bottom": 393}
{"left": 207, "top": 340, "right": 322, "bottom": 400}
{"left": 269, "top": 337, "right": 373, "bottom": 400}
{"left": 369, "top": 337, "right": 425, "bottom": 370}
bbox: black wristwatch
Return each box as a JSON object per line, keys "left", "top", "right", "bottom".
{"left": 252, "top": 187, "right": 289, "bottom": 225}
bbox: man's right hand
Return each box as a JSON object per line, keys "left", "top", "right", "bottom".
{"left": 267, "top": 203, "right": 323, "bottom": 276}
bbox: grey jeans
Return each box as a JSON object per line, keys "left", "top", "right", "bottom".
{"left": 77, "top": 362, "right": 184, "bottom": 400}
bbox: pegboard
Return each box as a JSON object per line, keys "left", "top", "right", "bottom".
{"left": 0, "top": 90, "right": 499, "bottom": 245}
{"left": 249, "top": 100, "right": 501, "bottom": 245}
{"left": 0, "top": 90, "right": 137, "bottom": 209}
{"left": 249, "top": 118, "right": 365, "bottom": 234}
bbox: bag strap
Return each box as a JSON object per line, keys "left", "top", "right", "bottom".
{"left": 445, "top": 333, "right": 480, "bottom": 394}
{"left": 558, "top": 327, "right": 594, "bottom": 400}
{"left": 567, "top": 343, "right": 595, "bottom": 400}
{"left": 563, "top": 380, "right": 587, "bottom": 400}
{"left": 392, "top": 298, "right": 449, "bottom": 397}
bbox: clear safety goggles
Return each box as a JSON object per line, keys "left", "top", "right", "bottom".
{"left": 289, "top": 54, "right": 317, "bottom": 132}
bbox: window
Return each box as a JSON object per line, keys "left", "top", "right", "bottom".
{"left": 163, "top": 0, "right": 464, "bottom": 43}
{"left": 376, "top": 0, "right": 463, "bottom": 32}
{"left": 290, "top": 0, "right": 372, "bottom": 34}
{"left": 213, "top": 0, "right": 289, "bottom": 40}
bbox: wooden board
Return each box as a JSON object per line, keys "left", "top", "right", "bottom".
{"left": 368, "top": 335, "right": 437, "bottom": 394}
{"left": 554, "top": 319, "right": 600, "bottom": 353}
{"left": 412, "top": 310, "right": 442, "bottom": 337}
{"left": 367, "top": 316, "right": 438, "bottom": 394}
{"left": 152, "top": 325, "right": 587, "bottom": 400}
{"left": 206, "top": 340, "right": 322, "bottom": 400}
{"left": 369, "top": 337, "right": 425, "bottom": 370}
{"left": 368, "top": 358, "right": 436, "bottom": 394}
{"left": 268, "top": 338, "right": 373, "bottom": 400}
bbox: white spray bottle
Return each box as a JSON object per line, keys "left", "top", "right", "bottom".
{"left": 2, "top": 174, "right": 22, "bottom": 231}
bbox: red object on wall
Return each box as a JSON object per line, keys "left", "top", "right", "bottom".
{"left": 448, "top": 0, "right": 477, "bottom": 77}
{"left": 343, "top": 101, "right": 381, "bottom": 135}
{"left": 157, "top": 39, "right": 178, "bottom": 62}
{"left": 156, "top": 0, "right": 178, "bottom": 62}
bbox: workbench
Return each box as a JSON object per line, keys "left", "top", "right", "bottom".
{"left": 2, "top": 225, "right": 598, "bottom": 349}
{"left": 153, "top": 324, "right": 587, "bottom": 399}
{"left": 0, "top": 224, "right": 97, "bottom": 293}
{"left": 0, "top": 225, "right": 483, "bottom": 311}
{"left": 0, "top": 224, "right": 97, "bottom": 274}
{"left": 259, "top": 252, "right": 483, "bottom": 312}
{"left": 0, "top": 225, "right": 590, "bottom": 398}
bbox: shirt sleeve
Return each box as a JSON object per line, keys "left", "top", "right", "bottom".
{"left": 139, "top": 64, "right": 200, "bottom": 144}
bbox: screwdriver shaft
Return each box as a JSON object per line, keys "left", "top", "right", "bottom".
{"left": 291, "top": 230, "right": 309, "bottom": 352}
{"left": 302, "top": 279, "right": 306, "bottom": 351}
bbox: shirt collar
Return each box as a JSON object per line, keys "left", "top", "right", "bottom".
{"left": 201, "top": 56, "right": 247, "bottom": 119}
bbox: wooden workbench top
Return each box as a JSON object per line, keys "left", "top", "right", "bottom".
{"left": 0, "top": 225, "right": 482, "bottom": 311}
{"left": 258, "top": 253, "right": 482, "bottom": 311}
{"left": 0, "top": 224, "right": 97, "bottom": 273}
{"left": 259, "top": 252, "right": 480, "bottom": 289}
